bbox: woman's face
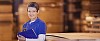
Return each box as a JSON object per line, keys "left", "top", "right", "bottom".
{"left": 28, "top": 7, "right": 38, "bottom": 19}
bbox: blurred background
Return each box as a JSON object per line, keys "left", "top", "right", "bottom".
{"left": 0, "top": 0, "right": 100, "bottom": 41}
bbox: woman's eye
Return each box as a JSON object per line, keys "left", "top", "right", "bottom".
{"left": 33, "top": 11, "right": 36, "bottom": 12}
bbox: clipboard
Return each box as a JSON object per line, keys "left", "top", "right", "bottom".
{"left": 18, "top": 29, "right": 38, "bottom": 39}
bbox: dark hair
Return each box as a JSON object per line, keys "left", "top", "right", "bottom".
{"left": 27, "top": 2, "right": 39, "bottom": 12}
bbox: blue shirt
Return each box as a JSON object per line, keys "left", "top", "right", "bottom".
{"left": 22, "top": 18, "right": 46, "bottom": 39}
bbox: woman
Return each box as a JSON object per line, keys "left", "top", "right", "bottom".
{"left": 17, "top": 2, "right": 46, "bottom": 41}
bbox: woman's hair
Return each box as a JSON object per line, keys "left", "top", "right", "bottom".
{"left": 27, "top": 2, "right": 39, "bottom": 12}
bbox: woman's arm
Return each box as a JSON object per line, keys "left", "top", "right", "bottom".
{"left": 26, "top": 34, "right": 45, "bottom": 41}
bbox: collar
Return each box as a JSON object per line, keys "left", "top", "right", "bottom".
{"left": 28, "top": 18, "right": 40, "bottom": 24}
{"left": 30, "top": 19, "right": 36, "bottom": 24}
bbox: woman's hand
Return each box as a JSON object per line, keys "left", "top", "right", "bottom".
{"left": 17, "top": 35, "right": 26, "bottom": 41}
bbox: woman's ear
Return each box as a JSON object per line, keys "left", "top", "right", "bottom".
{"left": 37, "top": 10, "right": 40, "bottom": 14}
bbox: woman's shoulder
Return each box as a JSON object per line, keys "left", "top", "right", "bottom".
{"left": 38, "top": 18, "right": 45, "bottom": 24}
{"left": 23, "top": 21, "right": 30, "bottom": 25}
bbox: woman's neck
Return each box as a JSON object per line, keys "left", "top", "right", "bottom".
{"left": 30, "top": 17, "right": 37, "bottom": 22}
